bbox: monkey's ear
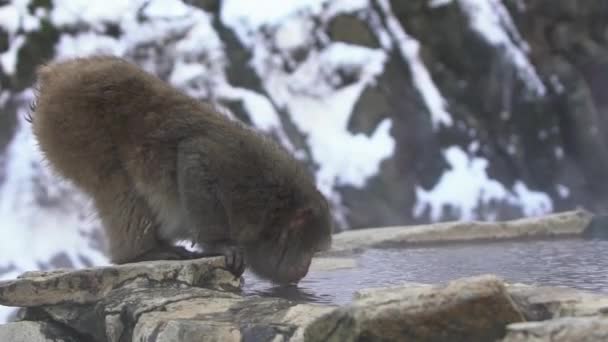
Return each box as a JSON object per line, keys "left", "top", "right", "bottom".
{"left": 289, "top": 207, "right": 314, "bottom": 229}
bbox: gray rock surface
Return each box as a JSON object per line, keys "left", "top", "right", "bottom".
{"left": 303, "top": 274, "right": 526, "bottom": 341}
{"left": 0, "top": 212, "right": 607, "bottom": 341}
{"left": 507, "top": 283, "right": 608, "bottom": 320}
{"left": 503, "top": 317, "right": 608, "bottom": 342}
{"left": 0, "top": 256, "right": 240, "bottom": 307}
{"left": 0, "top": 321, "right": 78, "bottom": 342}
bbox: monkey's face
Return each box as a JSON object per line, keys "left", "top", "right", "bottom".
{"left": 244, "top": 196, "right": 332, "bottom": 284}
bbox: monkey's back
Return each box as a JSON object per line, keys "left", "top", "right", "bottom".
{"left": 31, "top": 56, "right": 207, "bottom": 192}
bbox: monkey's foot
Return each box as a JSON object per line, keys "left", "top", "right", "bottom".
{"left": 200, "top": 244, "right": 246, "bottom": 278}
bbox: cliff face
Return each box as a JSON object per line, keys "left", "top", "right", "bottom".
{"left": 0, "top": 0, "right": 607, "bottom": 318}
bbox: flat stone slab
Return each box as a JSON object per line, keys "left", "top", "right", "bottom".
{"left": 0, "top": 257, "right": 241, "bottom": 307}
{"left": 507, "top": 283, "right": 608, "bottom": 320}
{"left": 304, "top": 274, "right": 526, "bottom": 341}
{"left": 328, "top": 209, "right": 592, "bottom": 253}
{"left": 309, "top": 257, "right": 357, "bottom": 272}
{"left": 503, "top": 317, "right": 608, "bottom": 342}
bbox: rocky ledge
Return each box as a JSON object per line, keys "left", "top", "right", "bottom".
{"left": 1, "top": 209, "right": 607, "bottom": 342}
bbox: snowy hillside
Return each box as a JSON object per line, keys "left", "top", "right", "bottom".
{"left": 1, "top": 0, "right": 607, "bottom": 322}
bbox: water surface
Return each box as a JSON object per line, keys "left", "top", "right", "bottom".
{"left": 242, "top": 238, "right": 608, "bottom": 305}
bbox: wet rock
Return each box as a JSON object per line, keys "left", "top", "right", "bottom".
{"left": 304, "top": 274, "right": 525, "bottom": 341}
{"left": 328, "top": 209, "right": 593, "bottom": 253}
{"left": 503, "top": 317, "right": 608, "bottom": 342}
{"left": 0, "top": 257, "right": 240, "bottom": 307}
{"left": 582, "top": 214, "right": 608, "bottom": 239}
{"left": 309, "top": 257, "right": 357, "bottom": 272}
{"left": 507, "top": 283, "right": 608, "bottom": 321}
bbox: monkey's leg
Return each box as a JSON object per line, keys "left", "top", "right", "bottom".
{"left": 177, "top": 139, "right": 245, "bottom": 277}
{"left": 95, "top": 176, "right": 191, "bottom": 263}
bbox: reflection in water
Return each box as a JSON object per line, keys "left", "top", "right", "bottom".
{"left": 241, "top": 281, "right": 334, "bottom": 304}
{"left": 242, "top": 239, "right": 608, "bottom": 305}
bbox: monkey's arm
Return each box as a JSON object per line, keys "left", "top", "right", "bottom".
{"left": 177, "top": 138, "right": 245, "bottom": 276}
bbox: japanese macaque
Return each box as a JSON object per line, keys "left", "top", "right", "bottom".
{"left": 30, "top": 56, "right": 332, "bottom": 284}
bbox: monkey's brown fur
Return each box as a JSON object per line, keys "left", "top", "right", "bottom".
{"left": 31, "top": 56, "right": 332, "bottom": 284}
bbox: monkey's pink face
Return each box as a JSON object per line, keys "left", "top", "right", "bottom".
{"left": 244, "top": 233, "right": 318, "bottom": 284}
{"left": 244, "top": 199, "right": 332, "bottom": 284}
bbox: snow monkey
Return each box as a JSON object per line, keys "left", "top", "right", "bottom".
{"left": 30, "top": 56, "right": 332, "bottom": 284}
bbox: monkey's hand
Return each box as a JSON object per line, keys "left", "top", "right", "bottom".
{"left": 200, "top": 242, "right": 246, "bottom": 278}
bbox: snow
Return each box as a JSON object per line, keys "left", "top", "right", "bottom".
{"left": 143, "top": 0, "right": 191, "bottom": 18}
{"left": 51, "top": 0, "right": 133, "bottom": 26}
{"left": 556, "top": 184, "right": 570, "bottom": 198}
{"left": 458, "top": 0, "right": 546, "bottom": 96}
{"left": 217, "top": 85, "right": 301, "bottom": 155}
{"left": 55, "top": 33, "right": 125, "bottom": 59}
{"left": 273, "top": 18, "right": 314, "bottom": 51}
{"left": 0, "top": 35, "right": 25, "bottom": 75}
{"left": 549, "top": 74, "right": 565, "bottom": 94}
{"left": 376, "top": 0, "right": 453, "bottom": 129}
{"left": 221, "top": 0, "right": 326, "bottom": 35}
{"left": 221, "top": 0, "right": 369, "bottom": 47}
{"left": 0, "top": 5, "right": 20, "bottom": 34}
{"left": 0, "top": 100, "right": 109, "bottom": 323}
{"left": 555, "top": 147, "right": 564, "bottom": 159}
{"left": 430, "top": 0, "right": 454, "bottom": 8}
{"left": 288, "top": 88, "right": 394, "bottom": 192}
{"left": 254, "top": 40, "right": 394, "bottom": 191}
{"left": 512, "top": 181, "right": 552, "bottom": 216}
{"left": 0, "top": 100, "right": 108, "bottom": 270}
{"left": 414, "top": 146, "right": 553, "bottom": 221}
{"left": 222, "top": 0, "right": 397, "bottom": 191}
{"left": 170, "top": 63, "right": 209, "bottom": 86}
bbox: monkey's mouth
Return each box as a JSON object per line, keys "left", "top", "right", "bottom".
{"left": 275, "top": 251, "right": 313, "bottom": 284}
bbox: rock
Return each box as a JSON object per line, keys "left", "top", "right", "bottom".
{"left": 582, "top": 214, "right": 608, "bottom": 239}
{"left": 352, "top": 282, "right": 432, "bottom": 300}
{"left": 133, "top": 299, "right": 333, "bottom": 342}
{"left": 104, "top": 287, "right": 244, "bottom": 342}
{"left": 303, "top": 274, "right": 525, "bottom": 341}
{"left": 507, "top": 283, "right": 608, "bottom": 320}
{"left": 0, "top": 257, "right": 241, "bottom": 307}
{"left": 0, "top": 257, "right": 332, "bottom": 342}
{"left": 327, "top": 14, "right": 379, "bottom": 48}
{"left": 328, "top": 209, "right": 592, "bottom": 253}
{"left": 4, "top": 258, "right": 608, "bottom": 342}
{"left": 503, "top": 317, "right": 608, "bottom": 342}
{"left": 0, "top": 321, "right": 79, "bottom": 342}
{"left": 309, "top": 257, "right": 357, "bottom": 272}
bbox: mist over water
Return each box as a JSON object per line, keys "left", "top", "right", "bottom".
{"left": 243, "top": 239, "right": 608, "bottom": 305}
